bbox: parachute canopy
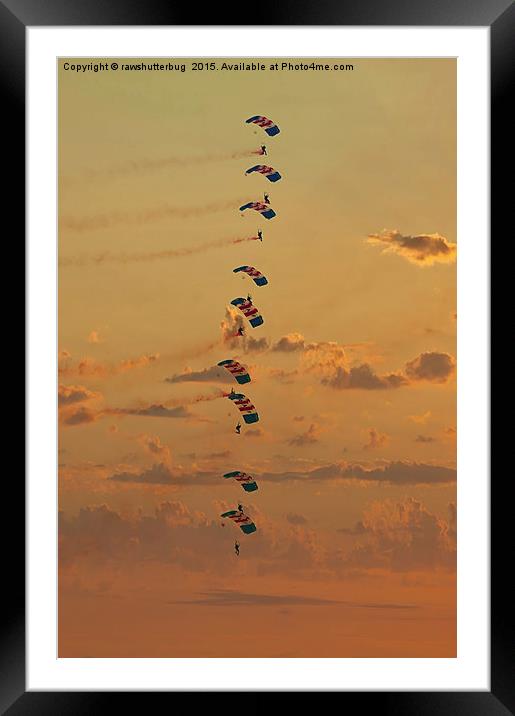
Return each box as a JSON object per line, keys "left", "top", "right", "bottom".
{"left": 227, "top": 391, "right": 259, "bottom": 424}
{"left": 239, "top": 201, "right": 276, "bottom": 220}
{"left": 245, "top": 165, "right": 282, "bottom": 183}
{"left": 245, "top": 116, "right": 280, "bottom": 137}
{"left": 231, "top": 297, "right": 264, "bottom": 328}
{"left": 217, "top": 359, "right": 251, "bottom": 385}
{"left": 233, "top": 265, "right": 268, "bottom": 287}
{"left": 223, "top": 471, "right": 258, "bottom": 492}
{"left": 221, "top": 509, "right": 257, "bottom": 534}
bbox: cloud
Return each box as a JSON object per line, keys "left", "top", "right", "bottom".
{"left": 343, "top": 497, "right": 456, "bottom": 571}
{"left": 408, "top": 411, "right": 432, "bottom": 424}
{"left": 244, "top": 427, "right": 265, "bottom": 439}
{"left": 59, "top": 497, "right": 457, "bottom": 578}
{"left": 87, "top": 330, "right": 101, "bottom": 344}
{"left": 405, "top": 352, "right": 456, "bottom": 383}
{"left": 171, "top": 589, "right": 338, "bottom": 607}
{"left": 103, "top": 459, "right": 455, "bottom": 489}
{"left": 109, "top": 404, "right": 191, "bottom": 419}
{"left": 363, "top": 428, "right": 389, "bottom": 450}
{"left": 262, "top": 461, "right": 456, "bottom": 486}
{"left": 58, "top": 384, "right": 100, "bottom": 406}
{"left": 58, "top": 352, "right": 159, "bottom": 378}
{"left": 286, "top": 512, "right": 308, "bottom": 526}
{"left": 244, "top": 336, "right": 270, "bottom": 352}
{"left": 288, "top": 423, "right": 320, "bottom": 447}
{"left": 322, "top": 352, "right": 455, "bottom": 391}
{"left": 107, "top": 462, "right": 176, "bottom": 485}
{"left": 59, "top": 500, "right": 321, "bottom": 575}
{"left": 415, "top": 435, "right": 436, "bottom": 443}
{"left": 137, "top": 435, "right": 172, "bottom": 464}
{"left": 269, "top": 368, "right": 299, "bottom": 384}
{"left": 165, "top": 365, "right": 232, "bottom": 385}
{"left": 322, "top": 363, "right": 408, "bottom": 390}
{"left": 367, "top": 229, "right": 457, "bottom": 266}
{"left": 338, "top": 521, "right": 367, "bottom": 536}
{"left": 220, "top": 307, "right": 270, "bottom": 352}
{"left": 62, "top": 406, "right": 100, "bottom": 426}
{"left": 272, "top": 333, "right": 306, "bottom": 352}
{"left": 204, "top": 450, "right": 231, "bottom": 460}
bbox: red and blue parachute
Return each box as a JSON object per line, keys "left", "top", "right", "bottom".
{"left": 239, "top": 201, "right": 276, "bottom": 220}
{"left": 233, "top": 265, "right": 268, "bottom": 287}
{"left": 227, "top": 390, "right": 259, "bottom": 424}
{"left": 223, "top": 471, "right": 258, "bottom": 492}
{"left": 245, "top": 116, "right": 280, "bottom": 137}
{"left": 231, "top": 297, "right": 264, "bottom": 327}
{"left": 245, "top": 165, "right": 282, "bottom": 183}
{"left": 217, "top": 359, "right": 251, "bottom": 385}
{"left": 221, "top": 509, "right": 257, "bottom": 534}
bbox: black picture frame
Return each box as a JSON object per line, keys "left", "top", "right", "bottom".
{"left": 5, "top": 0, "right": 507, "bottom": 711}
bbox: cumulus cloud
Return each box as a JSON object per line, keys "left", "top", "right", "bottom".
{"left": 367, "top": 229, "right": 457, "bottom": 266}
{"left": 107, "top": 462, "right": 175, "bottom": 485}
{"left": 343, "top": 497, "right": 456, "bottom": 571}
{"left": 137, "top": 435, "right": 172, "bottom": 464}
{"left": 59, "top": 497, "right": 456, "bottom": 577}
{"left": 58, "top": 351, "right": 159, "bottom": 378}
{"left": 220, "top": 307, "right": 269, "bottom": 352}
{"left": 59, "top": 500, "right": 321, "bottom": 575}
{"left": 62, "top": 406, "right": 100, "bottom": 426}
{"left": 363, "top": 428, "right": 389, "bottom": 450}
{"left": 87, "top": 330, "right": 101, "bottom": 344}
{"left": 272, "top": 333, "right": 306, "bottom": 352}
{"left": 288, "top": 423, "right": 320, "bottom": 447}
{"left": 405, "top": 352, "right": 456, "bottom": 383}
{"left": 322, "top": 363, "right": 408, "bottom": 390}
{"left": 58, "top": 384, "right": 100, "bottom": 406}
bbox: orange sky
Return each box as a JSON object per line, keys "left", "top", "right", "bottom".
{"left": 58, "top": 57, "right": 456, "bottom": 657}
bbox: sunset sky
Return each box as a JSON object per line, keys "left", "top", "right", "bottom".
{"left": 58, "top": 58, "right": 456, "bottom": 657}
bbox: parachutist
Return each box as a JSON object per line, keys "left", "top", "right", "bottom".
{"left": 263, "top": 192, "right": 270, "bottom": 204}
{"left": 237, "top": 326, "right": 245, "bottom": 336}
{"left": 261, "top": 145, "right": 267, "bottom": 156}
{"left": 257, "top": 229, "right": 263, "bottom": 242}
{"left": 238, "top": 503, "right": 244, "bottom": 513}
{"left": 235, "top": 540, "right": 240, "bottom": 556}
{"left": 246, "top": 294, "right": 252, "bottom": 302}
{"left": 235, "top": 422, "right": 242, "bottom": 434}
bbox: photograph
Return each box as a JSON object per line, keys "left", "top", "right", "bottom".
{"left": 57, "top": 57, "right": 457, "bottom": 658}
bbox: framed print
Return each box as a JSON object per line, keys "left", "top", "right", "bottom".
{"left": 7, "top": 0, "right": 509, "bottom": 710}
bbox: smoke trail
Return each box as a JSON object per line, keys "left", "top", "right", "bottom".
{"left": 60, "top": 235, "right": 260, "bottom": 267}
{"left": 170, "top": 391, "right": 226, "bottom": 407}
{"left": 62, "top": 148, "right": 265, "bottom": 186}
{"left": 60, "top": 197, "right": 249, "bottom": 234}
